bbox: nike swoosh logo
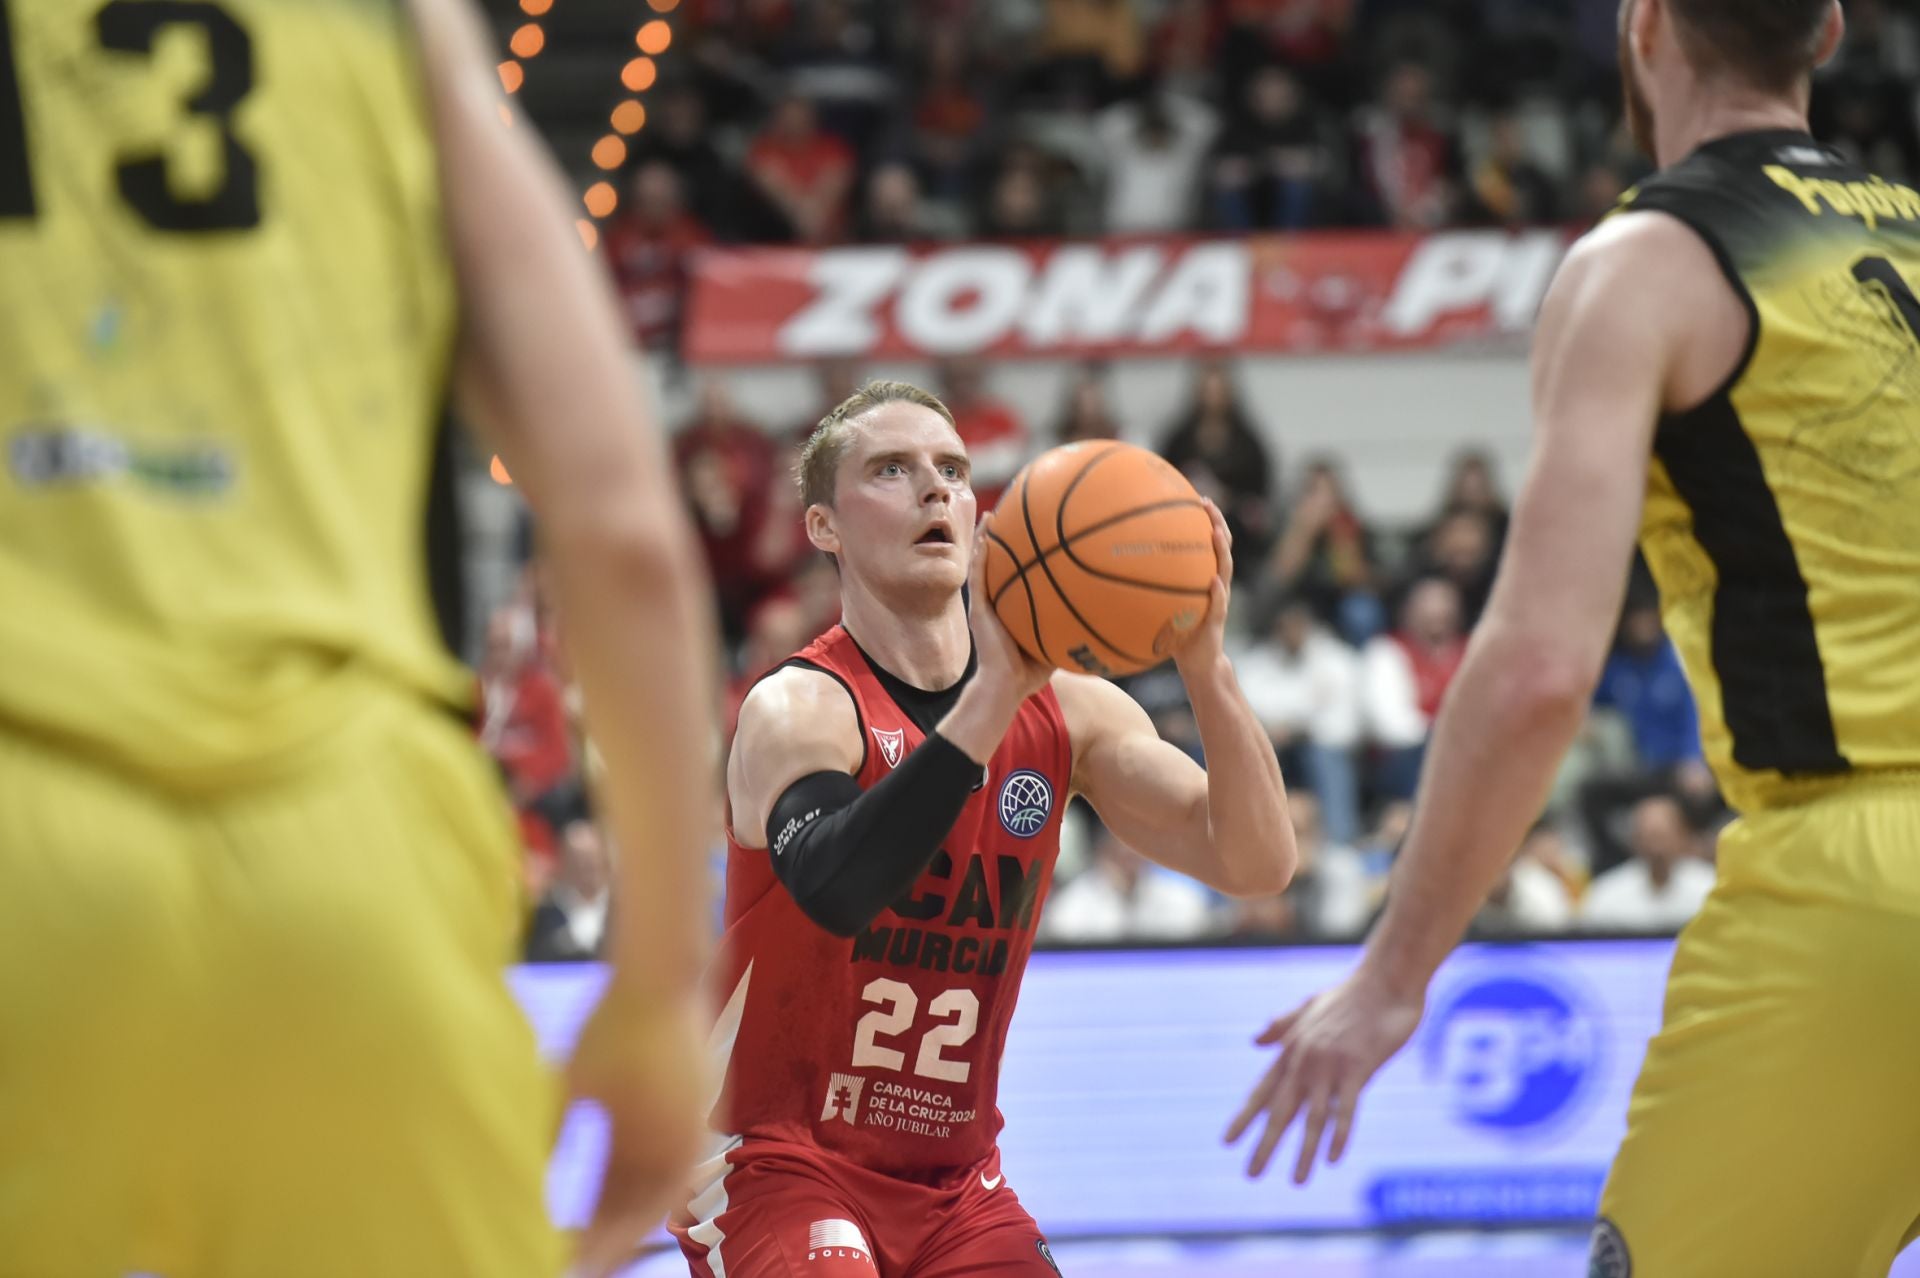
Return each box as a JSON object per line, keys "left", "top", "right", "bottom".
{"left": 980, "top": 1172, "right": 1004, "bottom": 1191}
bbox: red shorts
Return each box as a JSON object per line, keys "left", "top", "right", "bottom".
{"left": 670, "top": 1137, "right": 1061, "bottom": 1277}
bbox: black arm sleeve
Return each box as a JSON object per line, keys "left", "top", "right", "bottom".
{"left": 766, "top": 732, "right": 982, "bottom": 938}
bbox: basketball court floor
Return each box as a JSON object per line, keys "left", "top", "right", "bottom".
{"left": 624, "top": 1231, "right": 1920, "bottom": 1276}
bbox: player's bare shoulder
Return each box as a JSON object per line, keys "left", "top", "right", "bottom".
{"left": 1543, "top": 210, "right": 1748, "bottom": 413}
{"left": 1555, "top": 209, "right": 1725, "bottom": 314}
{"left": 728, "top": 665, "right": 864, "bottom": 847}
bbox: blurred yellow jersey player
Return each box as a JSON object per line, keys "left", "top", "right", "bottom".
{"left": 0, "top": 1, "right": 718, "bottom": 1276}
{"left": 1227, "top": 1, "right": 1920, "bottom": 1275}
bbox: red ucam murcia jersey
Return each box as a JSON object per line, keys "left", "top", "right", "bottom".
{"left": 707, "top": 624, "right": 1071, "bottom": 1176}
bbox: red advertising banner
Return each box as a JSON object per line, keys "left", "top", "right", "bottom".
{"left": 682, "top": 230, "right": 1577, "bottom": 363}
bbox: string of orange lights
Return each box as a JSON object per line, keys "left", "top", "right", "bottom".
{"left": 578, "top": 0, "right": 679, "bottom": 249}
{"left": 488, "top": 0, "right": 680, "bottom": 486}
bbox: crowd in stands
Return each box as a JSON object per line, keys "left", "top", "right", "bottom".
{"left": 600, "top": 0, "right": 1920, "bottom": 349}
{"left": 481, "top": 0, "right": 1920, "bottom": 957}
{"left": 487, "top": 353, "right": 1732, "bottom": 960}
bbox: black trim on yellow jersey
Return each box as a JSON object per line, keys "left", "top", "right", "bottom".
{"left": 1631, "top": 130, "right": 1851, "bottom": 778}
{"left": 1652, "top": 397, "right": 1848, "bottom": 775}
{"left": 425, "top": 412, "right": 466, "bottom": 660}
{"left": 0, "top": 0, "right": 32, "bottom": 218}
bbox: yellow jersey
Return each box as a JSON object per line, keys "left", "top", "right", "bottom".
{"left": 0, "top": 0, "right": 465, "bottom": 790}
{"left": 1623, "top": 129, "right": 1920, "bottom": 812}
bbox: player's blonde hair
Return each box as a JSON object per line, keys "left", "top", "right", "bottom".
{"left": 796, "top": 380, "right": 956, "bottom": 510}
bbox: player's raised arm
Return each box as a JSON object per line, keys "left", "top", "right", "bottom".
{"left": 1054, "top": 500, "right": 1295, "bottom": 899}
{"left": 732, "top": 521, "right": 1054, "bottom": 938}
{"left": 408, "top": 0, "right": 718, "bottom": 1269}
{"left": 1224, "top": 210, "right": 1739, "bottom": 1186}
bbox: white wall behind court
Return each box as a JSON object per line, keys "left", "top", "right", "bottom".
{"left": 653, "top": 350, "right": 1537, "bottom": 528}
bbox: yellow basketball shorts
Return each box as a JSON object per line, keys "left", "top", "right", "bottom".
{"left": 1595, "top": 777, "right": 1920, "bottom": 1277}
{"left": 0, "top": 699, "right": 563, "bottom": 1278}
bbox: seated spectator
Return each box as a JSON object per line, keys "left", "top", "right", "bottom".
{"left": 1288, "top": 791, "right": 1374, "bottom": 938}
{"left": 982, "top": 162, "right": 1060, "bottom": 238}
{"left": 938, "top": 357, "right": 1029, "bottom": 509}
{"left": 1429, "top": 448, "right": 1511, "bottom": 546}
{"left": 1472, "top": 823, "right": 1577, "bottom": 937}
{"left": 1096, "top": 85, "right": 1218, "bottom": 233}
{"left": 1156, "top": 359, "right": 1275, "bottom": 567}
{"left": 603, "top": 161, "right": 712, "bottom": 353}
{"left": 1579, "top": 596, "right": 1717, "bottom": 873}
{"left": 746, "top": 93, "right": 857, "bottom": 244}
{"left": 479, "top": 603, "right": 574, "bottom": 810}
{"left": 777, "top": 0, "right": 894, "bottom": 155}
{"left": 676, "top": 381, "right": 806, "bottom": 641}
{"left": 1041, "top": 821, "right": 1218, "bottom": 942}
{"left": 1263, "top": 460, "right": 1380, "bottom": 641}
{"left": 1418, "top": 506, "right": 1499, "bottom": 628}
{"left": 1226, "top": 791, "right": 1370, "bottom": 940}
{"left": 525, "top": 818, "right": 614, "bottom": 963}
{"left": 1353, "top": 60, "right": 1462, "bottom": 229}
{"left": 1209, "top": 64, "right": 1341, "bottom": 230}
{"left": 856, "top": 161, "right": 963, "bottom": 243}
{"left": 1362, "top": 577, "right": 1466, "bottom": 799}
{"left": 629, "top": 82, "right": 753, "bottom": 239}
{"left": 1236, "top": 595, "right": 1363, "bottom": 844}
{"left": 1469, "top": 109, "right": 1561, "bottom": 226}
{"left": 1050, "top": 364, "right": 1122, "bottom": 444}
{"left": 1596, "top": 598, "right": 1704, "bottom": 772}
{"left": 1579, "top": 795, "right": 1715, "bottom": 932}
{"left": 911, "top": 21, "right": 989, "bottom": 203}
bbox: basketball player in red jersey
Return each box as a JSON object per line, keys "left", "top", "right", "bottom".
{"left": 670, "top": 380, "right": 1295, "bottom": 1276}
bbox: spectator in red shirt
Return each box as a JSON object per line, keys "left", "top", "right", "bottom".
{"left": 676, "top": 381, "right": 808, "bottom": 641}
{"left": 745, "top": 93, "right": 856, "bottom": 244}
{"left": 1361, "top": 576, "right": 1466, "bottom": 798}
{"left": 913, "top": 21, "right": 987, "bottom": 201}
{"left": 1355, "top": 61, "right": 1461, "bottom": 229}
{"left": 603, "top": 161, "right": 712, "bottom": 352}
{"left": 479, "top": 603, "right": 575, "bottom": 805}
{"left": 937, "top": 355, "right": 1029, "bottom": 509}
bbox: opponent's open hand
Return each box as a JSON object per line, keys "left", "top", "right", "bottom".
{"left": 565, "top": 986, "right": 712, "bottom": 1278}
{"left": 1224, "top": 968, "right": 1424, "bottom": 1185}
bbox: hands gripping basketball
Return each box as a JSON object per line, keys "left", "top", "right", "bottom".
{"left": 969, "top": 511, "right": 1056, "bottom": 706}
{"left": 1167, "top": 499, "right": 1233, "bottom": 676}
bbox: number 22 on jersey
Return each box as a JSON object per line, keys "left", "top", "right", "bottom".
{"left": 853, "top": 979, "right": 980, "bottom": 1084}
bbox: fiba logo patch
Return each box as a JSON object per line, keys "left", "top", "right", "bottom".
{"left": 1588, "top": 1217, "right": 1632, "bottom": 1277}
{"left": 1424, "top": 967, "right": 1600, "bottom": 1136}
{"left": 997, "top": 770, "right": 1053, "bottom": 838}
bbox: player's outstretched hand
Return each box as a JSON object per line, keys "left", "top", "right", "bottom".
{"left": 969, "top": 512, "right": 1056, "bottom": 706}
{"left": 1168, "top": 498, "right": 1232, "bottom": 676}
{"left": 565, "top": 986, "right": 713, "bottom": 1278}
{"left": 1223, "top": 967, "right": 1424, "bottom": 1185}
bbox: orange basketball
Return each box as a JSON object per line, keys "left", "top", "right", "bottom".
{"left": 982, "top": 442, "right": 1216, "bottom": 678}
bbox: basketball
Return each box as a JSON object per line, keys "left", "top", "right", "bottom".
{"left": 982, "top": 442, "right": 1217, "bottom": 678}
